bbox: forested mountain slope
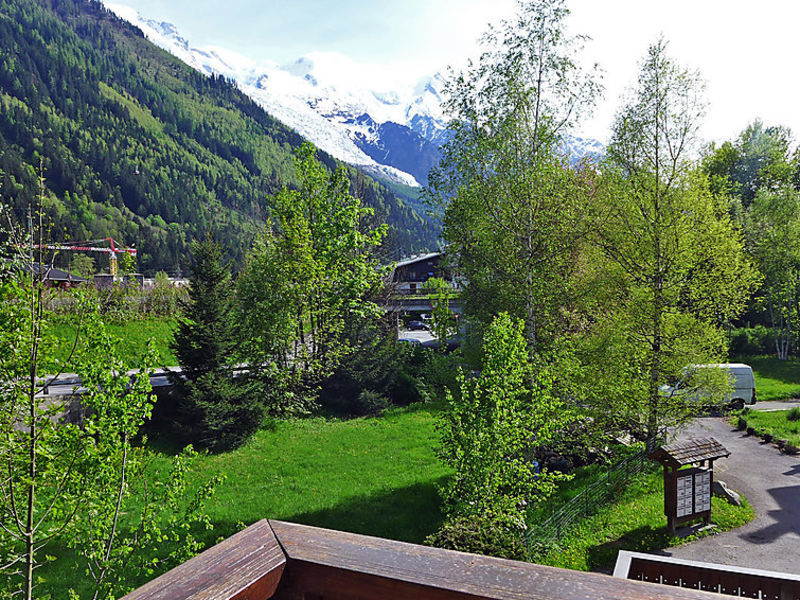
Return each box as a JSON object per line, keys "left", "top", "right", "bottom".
{"left": 0, "top": 0, "right": 436, "bottom": 273}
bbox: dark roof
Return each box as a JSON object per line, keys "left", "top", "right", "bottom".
{"left": 650, "top": 437, "right": 730, "bottom": 467}
{"left": 393, "top": 252, "right": 442, "bottom": 269}
{"left": 29, "top": 263, "right": 88, "bottom": 283}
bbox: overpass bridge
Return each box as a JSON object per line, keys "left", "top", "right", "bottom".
{"left": 380, "top": 295, "right": 464, "bottom": 315}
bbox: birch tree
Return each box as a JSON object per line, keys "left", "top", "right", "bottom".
{"left": 427, "top": 0, "right": 602, "bottom": 354}
{"left": 745, "top": 186, "right": 800, "bottom": 360}
{"left": 236, "top": 143, "right": 386, "bottom": 406}
{"left": 597, "top": 40, "right": 759, "bottom": 441}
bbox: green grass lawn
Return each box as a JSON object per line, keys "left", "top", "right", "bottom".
{"left": 737, "top": 356, "right": 800, "bottom": 401}
{"left": 50, "top": 317, "right": 178, "bottom": 367}
{"left": 738, "top": 407, "right": 800, "bottom": 446}
{"left": 38, "top": 402, "right": 756, "bottom": 596}
{"left": 534, "top": 468, "right": 754, "bottom": 572}
{"left": 40, "top": 403, "right": 449, "bottom": 597}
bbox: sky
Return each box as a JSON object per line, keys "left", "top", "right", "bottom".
{"left": 109, "top": 0, "right": 800, "bottom": 145}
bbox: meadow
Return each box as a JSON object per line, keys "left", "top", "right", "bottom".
{"left": 738, "top": 356, "right": 800, "bottom": 402}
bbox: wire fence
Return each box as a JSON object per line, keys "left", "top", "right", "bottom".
{"left": 527, "top": 445, "right": 651, "bottom": 547}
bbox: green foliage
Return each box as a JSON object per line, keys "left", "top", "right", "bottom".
{"left": 729, "top": 326, "right": 776, "bottom": 356}
{"left": 66, "top": 313, "right": 221, "bottom": 600}
{"left": 0, "top": 244, "right": 216, "bottom": 598}
{"left": 588, "top": 40, "right": 760, "bottom": 440}
{"left": 69, "top": 253, "right": 94, "bottom": 278}
{"left": 703, "top": 120, "right": 798, "bottom": 206}
{"left": 745, "top": 186, "right": 800, "bottom": 359}
{"left": 437, "top": 313, "right": 573, "bottom": 529}
{"left": 353, "top": 390, "right": 391, "bottom": 417}
{"left": 168, "top": 239, "right": 264, "bottom": 452}
{"left": 426, "top": 515, "right": 527, "bottom": 561}
{"left": 319, "top": 332, "right": 424, "bottom": 415}
{"left": 0, "top": 279, "right": 83, "bottom": 599}
{"left": 236, "top": 144, "right": 387, "bottom": 408}
{"left": 788, "top": 407, "right": 800, "bottom": 421}
{"left": 423, "top": 276, "right": 457, "bottom": 351}
{"left": 428, "top": 0, "right": 600, "bottom": 352}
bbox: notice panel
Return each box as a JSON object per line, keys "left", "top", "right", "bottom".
{"left": 677, "top": 475, "right": 693, "bottom": 517}
{"left": 694, "top": 470, "right": 711, "bottom": 512}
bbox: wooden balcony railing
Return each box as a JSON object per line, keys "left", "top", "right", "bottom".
{"left": 119, "top": 520, "right": 731, "bottom": 600}
{"left": 614, "top": 550, "right": 800, "bottom": 599}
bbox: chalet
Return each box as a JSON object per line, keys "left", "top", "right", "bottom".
{"left": 390, "top": 252, "right": 455, "bottom": 296}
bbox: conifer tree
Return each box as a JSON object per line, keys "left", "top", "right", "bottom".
{"left": 169, "top": 239, "right": 263, "bottom": 451}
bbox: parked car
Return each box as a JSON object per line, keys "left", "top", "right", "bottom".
{"left": 407, "top": 320, "right": 429, "bottom": 331}
{"left": 661, "top": 363, "right": 756, "bottom": 410}
{"left": 397, "top": 337, "right": 422, "bottom": 346}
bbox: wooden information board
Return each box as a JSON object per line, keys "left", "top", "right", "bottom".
{"left": 650, "top": 438, "right": 728, "bottom": 533}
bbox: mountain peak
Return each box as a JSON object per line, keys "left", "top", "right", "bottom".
{"left": 101, "top": 3, "right": 602, "bottom": 188}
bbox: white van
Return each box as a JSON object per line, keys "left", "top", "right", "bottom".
{"left": 662, "top": 363, "right": 756, "bottom": 410}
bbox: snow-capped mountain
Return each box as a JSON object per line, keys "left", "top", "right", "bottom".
{"left": 105, "top": 3, "right": 447, "bottom": 187}
{"left": 104, "top": 3, "right": 603, "bottom": 188}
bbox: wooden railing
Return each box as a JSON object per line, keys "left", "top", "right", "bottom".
{"left": 614, "top": 550, "right": 800, "bottom": 599}
{"left": 120, "top": 520, "right": 728, "bottom": 600}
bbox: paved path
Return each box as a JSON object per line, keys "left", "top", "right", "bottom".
{"left": 752, "top": 399, "right": 800, "bottom": 411}
{"left": 663, "top": 417, "right": 800, "bottom": 575}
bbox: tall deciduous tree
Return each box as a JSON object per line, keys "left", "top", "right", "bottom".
{"left": 427, "top": 0, "right": 602, "bottom": 353}
{"left": 236, "top": 143, "right": 386, "bottom": 406}
{"left": 595, "top": 40, "right": 759, "bottom": 441}
{"left": 704, "top": 120, "right": 797, "bottom": 206}
{"left": 745, "top": 186, "right": 800, "bottom": 359}
{"left": 0, "top": 176, "right": 86, "bottom": 600}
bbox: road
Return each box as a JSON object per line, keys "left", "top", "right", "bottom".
{"left": 397, "top": 327, "right": 436, "bottom": 346}
{"left": 663, "top": 416, "right": 800, "bottom": 575}
{"left": 40, "top": 368, "right": 177, "bottom": 396}
{"left": 751, "top": 399, "right": 800, "bottom": 411}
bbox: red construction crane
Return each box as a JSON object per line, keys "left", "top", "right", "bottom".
{"left": 33, "top": 237, "right": 137, "bottom": 277}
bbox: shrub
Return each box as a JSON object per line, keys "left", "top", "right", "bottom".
{"left": 787, "top": 407, "right": 800, "bottom": 422}
{"left": 319, "top": 334, "right": 423, "bottom": 415}
{"left": 353, "top": 390, "right": 391, "bottom": 417}
{"left": 729, "top": 325, "right": 776, "bottom": 356}
{"left": 425, "top": 515, "right": 527, "bottom": 561}
{"left": 388, "top": 369, "right": 423, "bottom": 405}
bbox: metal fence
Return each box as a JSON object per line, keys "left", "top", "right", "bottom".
{"left": 528, "top": 446, "right": 651, "bottom": 545}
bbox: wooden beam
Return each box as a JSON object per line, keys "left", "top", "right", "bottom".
{"left": 120, "top": 519, "right": 285, "bottom": 600}
{"left": 268, "top": 520, "right": 721, "bottom": 600}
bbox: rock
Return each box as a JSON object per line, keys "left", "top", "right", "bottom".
{"left": 713, "top": 479, "right": 742, "bottom": 506}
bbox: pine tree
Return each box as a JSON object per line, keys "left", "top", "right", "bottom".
{"left": 168, "top": 239, "right": 263, "bottom": 451}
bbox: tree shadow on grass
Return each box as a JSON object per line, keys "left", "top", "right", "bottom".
{"left": 587, "top": 525, "right": 671, "bottom": 572}
{"left": 283, "top": 478, "right": 447, "bottom": 545}
{"left": 39, "top": 479, "right": 448, "bottom": 597}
